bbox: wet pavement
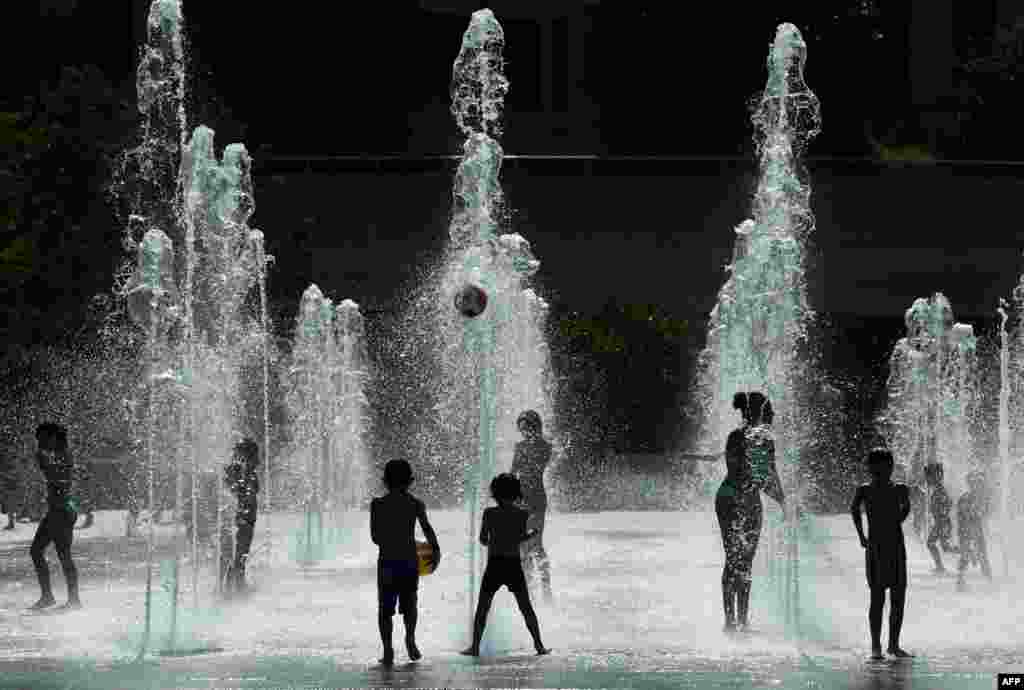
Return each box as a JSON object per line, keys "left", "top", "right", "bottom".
{"left": 1, "top": 509, "right": 1021, "bottom": 689}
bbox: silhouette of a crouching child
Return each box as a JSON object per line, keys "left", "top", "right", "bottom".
{"left": 851, "top": 448, "right": 913, "bottom": 660}
{"left": 461, "top": 473, "right": 550, "bottom": 657}
{"left": 370, "top": 459, "right": 441, "bottom": 666}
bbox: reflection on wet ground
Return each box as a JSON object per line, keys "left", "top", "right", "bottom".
{"left": 0, "top": 510, "right": 1020, "bottom": 689}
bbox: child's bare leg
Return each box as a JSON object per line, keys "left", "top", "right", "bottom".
{"left": 378, "top": 610, "right": 394, "bottom": 664}
{"left": 531, "top": 516, "right": 553, "bottom": 602}
{"left": 869, "top": 587, "right": 885, "bottom": 658}
{"left": 513, "top": 589, "right": 549, "bottom": 654}
{"left": 926, "top": 532, "right": 944, "bottom": 571}
{"left": 721, "top": 570, "right": 737, "bottom": 630}
{"left": 736, "top": 579, "right": 752, "bottom": 629}
{"left": 979, "top": 533, "right": 992, "bottom": 579}
{"left": 461, "top": 590, "right": 494, "bottom": 655}
{"left": 886, "top": 586, "right": 912, "bottom": 657}
{"left": 402, "top": 596, "right": 421, "bottom": 660}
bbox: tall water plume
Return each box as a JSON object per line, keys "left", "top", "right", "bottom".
{"left": 285, "top": 287, "right": 370, "bottom": 562}
{"left": 395, "top": 8, "right": 558, "bottom": 648}
{"left": 691, "top": 23, "right": 820, "bottom": 635}
{"left": 112, "top": 0, "right": 273, "bottom": 656}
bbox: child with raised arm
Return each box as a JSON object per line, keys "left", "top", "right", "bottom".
{"left": 956, "top": 470, "right": 992, "bottom": 589}
{"left": 461, "top": 473, "right": 550, "bottom": 657}
{"left": 924, "top": 462, "right": 957, "bottom": 574}
{"left": 28, "top": 422, "right": 81, "bottom": 610}
{"left": 370, "top": 459, "right": 441, "bottom": 667}
{"left": 851, "top": 448, "right": 913, "bottom": 660}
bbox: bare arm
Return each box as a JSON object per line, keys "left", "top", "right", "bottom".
{"left": 370, "top": 500, "right": 380, "bottom": 545}
{"left": 897, "top": 485, "right": 910, "bottom": 523}
{"left": 850, "top": 486, "right": 867, "bottom": 547}
{"left": 510, "top": 442, "right": 525, "bottom": 475}
{"left": 417, "top": 502, "right": 440, "bottom": 551}
{"left": 478, "top": 510, "right": 490, "bottom": 547}
{"left": 518, "top": 513, "right": 538, "bottom": 542}
{"left": 761, "top": 440, "right": 785, "bottom": 506}
{"left": 725, "top": 430, "right": 744, "bottom": 475}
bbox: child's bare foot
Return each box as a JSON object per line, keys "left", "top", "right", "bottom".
{"left": 887, "top": 647, "right": 914, "bottom": 658}
{"left": 870, "top": 647, "right": 884, "bottom": 660}
{"left": 405, "top": 636, "right": 421, "bottom": 661}
{"left": 459, "top": 647, "right": 479, "bottom": 657}
{"left": 28, "top": 596, "right": 56, "bottom": 611}
{"left": 535, "top": 646, "right": 551, "bottom": 655}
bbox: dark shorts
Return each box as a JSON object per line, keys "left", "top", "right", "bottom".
{"left": 31, "top": 508, "right": 77, "bottom": 556}
{"left": 377, "top": 558, "right": 419, "bottom": 616}
{"left": 480, "top": 555, "right": 528, "bottom": 596}
{"left": 865, "top": 534, "right": 907, "bottom": 589}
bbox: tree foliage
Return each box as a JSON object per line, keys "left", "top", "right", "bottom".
{"left": 1, "top": 65, "right": 135, "bottom": 354}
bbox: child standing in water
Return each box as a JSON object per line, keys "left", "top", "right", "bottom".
{"left": 716, "top": 391, "right": 785, "bottom": 633}
{"left": 223, "top": 439, "right": 260, "bottom": 596}
{"left": 28, "top": 423, "right": 81, "bottom": 610}
{"left": 370, "top": 459, "right": 441, "bottom": 667}
{"left": 850, "top": 448, "right": 913, "bottom": 660}
{"left": 461, "top": 473, "right": 550, "bottom": 657}
{"left": 956, "top": 470, "right": 992, "bottom": 589}
{"left": 510, "top": 409, "right": 553, "bottom": 604}
{"left": 924, "top": 462, "right": 957, "bottom": 574}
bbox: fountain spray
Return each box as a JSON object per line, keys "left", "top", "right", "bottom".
{"left": 882, "top": 294, "right": 977, "bottom": 543}
{"left": 997, "top": 299, "right": 1011, "bottom": 577}
{"left": 694, "top": 23, "right": 820, "bottom": 637}
{"left": 116, "top": 0, "right": 271, "bottom": 656}
{"left": 418, "top": 9, "right": 558, "bottom": 648}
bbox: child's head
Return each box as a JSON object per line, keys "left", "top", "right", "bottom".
{"left": 923, "top": 462, "right": 944, "bottom": 485}
{"left": 35, "top": 422, "right": 67, "bottom": 452}
{"left": 490, "top": 472, "right": 523, "bottom": 504}
{"left": 234, "top": 438, "right": 259, "bottom": 468}
{"left": 866, "top": 448, "right": 895, "bottom": 481}
{"left": 732, "top": 392, "right": 748, "bottom": 420}
{"left": 740, "top": 391, "right": 772, "bottom": 426}
{"left": 383, "top": 459, "right": 414, "bottom": 491}
{"left": 517, "top": 410, "right": 542, "bottom": 437}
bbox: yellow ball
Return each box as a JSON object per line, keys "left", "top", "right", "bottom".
{"left": 417, "top": 541, "right": 436, "bottom": 576}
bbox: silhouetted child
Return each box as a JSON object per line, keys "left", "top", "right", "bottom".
{"left": 924, "top": 462, "right": 957, "bottom": 573}
{"left": 461, "top": 473, "right": 550, "bottom": 657}
{"left": 851, "top": 448, "right": 912, "bottom": 659}
{"left": 370, "top": 459, "right": 441, "bottom": 666}
{"left": 716, "top": 391, "right": 785, "bottom": 633}
{"left": 956, "top": 470, "right": 992, "bottom": 589}
{"left": 28, "top": 422, "right": 81, "bottom": 610}
{"left": 510, "top": 409, "right": 553, "bottom": 604}
{"left": 223, "top": 439, "right": 260, "bottom": 596}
